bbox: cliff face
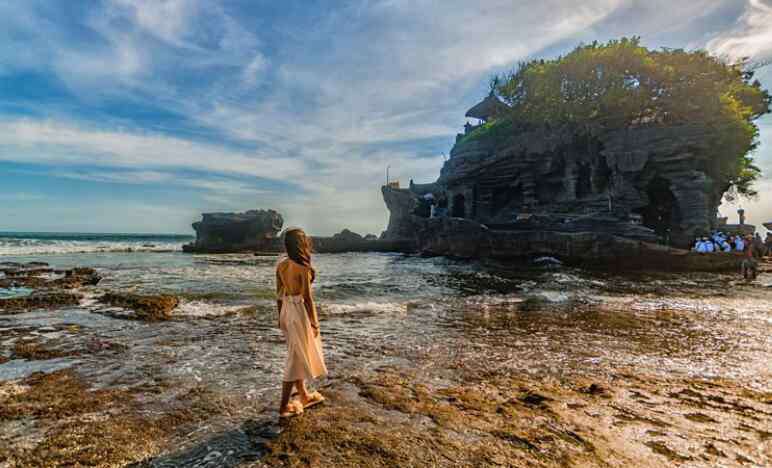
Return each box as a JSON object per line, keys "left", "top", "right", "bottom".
{"left": 379, "top": 119, "right": 742, "bottom": 269}
{"left": 434, "top": 122, "right": 725, "bottom": 247}
{"left": 380, "top": 185, "right": 422, "bottom": 242}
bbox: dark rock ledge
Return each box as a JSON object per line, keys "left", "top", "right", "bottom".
{"left": 96, "top": 293, "right": 180, "bottom": 321}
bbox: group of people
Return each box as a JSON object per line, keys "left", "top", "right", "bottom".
{"left": 692, "top": 231, "right": 771, "bottom": 256}
{"left": 693, "top": 231, "right": 772, "bottom": 281}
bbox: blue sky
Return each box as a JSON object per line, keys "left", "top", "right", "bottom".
{"left": 1, "top": 0, "right": 771, "bottom": 235}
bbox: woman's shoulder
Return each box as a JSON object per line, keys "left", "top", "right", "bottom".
{"left": 276, "top": 257, "right": 291, "bottom": 271}
{"left": 277, "top": 257, "right": 310, "bottom": 272}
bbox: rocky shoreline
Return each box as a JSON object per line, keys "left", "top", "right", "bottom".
{"left": 2, "top": 266, "right": 770, "bottom": 466}
{"left": 2, "top": 251, "right": 771, "bottom": 467}
{"left": 262, "top": 363, "right": 771, "bottom": 467}
{"left": 0, "top": 262, "right": 184, "bottom": 321}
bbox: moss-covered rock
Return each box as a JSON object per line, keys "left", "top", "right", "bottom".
{"left": 97, "top": 293, "right": 180, "bottom": 321}
{"left": 0, "top": 292, "right": 82, "bottom": 313}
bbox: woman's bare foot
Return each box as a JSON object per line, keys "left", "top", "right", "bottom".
{"left": 279, "top": 400, "right": 304, "bottom": 419}
{"left": 300, "top": 390, "right": 325, "bottom": 409}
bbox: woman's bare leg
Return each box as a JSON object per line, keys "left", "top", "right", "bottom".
{"left": 279, "top": 381, "right": 295, "bottom": 412}
{"left": 295, "top": 379, "right": 310, "bottom": 401}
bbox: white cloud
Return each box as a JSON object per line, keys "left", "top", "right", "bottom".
{"left": 107, "top": 0, "right": 196, "bottom": 47}
{"left": 707, "top": 0, "right": 772, "bottom": 63}
{"left": 241, "top": 53, "right": 269, "bottom": 87}
{"left": 0, "top": 118, "right": 304, "bottom": 180}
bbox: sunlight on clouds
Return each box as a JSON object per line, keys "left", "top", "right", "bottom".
{"left": 707, "top": 0, "right": 772, "bottom": 63}
{"left": 0, "top": 118, "right": 304, "bottom": 180}
{"left": 108, "top": 0, "right": 195, "bottom": 47}
{"left": 242, "top": 53, "right": 269, "bottom": 87}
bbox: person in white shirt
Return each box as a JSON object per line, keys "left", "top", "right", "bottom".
{"left": 735, "top": 236, "right": 745, "bottom": 252}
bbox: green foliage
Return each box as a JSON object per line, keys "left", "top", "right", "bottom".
{"left": 493, "top": 37, "right": 772, "bottom": 198}
{"left": 459, "top": 117, "right": 514, "bottom": 145}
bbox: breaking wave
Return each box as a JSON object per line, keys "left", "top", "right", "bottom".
{"left": 0, "top": 232, "right": 192, "bottom": 256}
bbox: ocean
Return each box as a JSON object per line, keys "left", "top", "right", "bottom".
{"left": 0, "top": 231, "right": 193, "bottom": 256}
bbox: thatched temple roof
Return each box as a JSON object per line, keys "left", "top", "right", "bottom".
{"left": 465, "top": 92, "right": 509, "bottom": 120}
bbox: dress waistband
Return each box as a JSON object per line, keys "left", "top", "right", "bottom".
{"left": 281, "top": 295, "right": 304, "bottom": 304}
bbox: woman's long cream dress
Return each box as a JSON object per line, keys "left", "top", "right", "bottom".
{"left": 276, "top": 258, "right": 327, "bottom": 382}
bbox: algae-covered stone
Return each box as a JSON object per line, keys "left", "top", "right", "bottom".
{"left": 0, "top": 292, "right": 82, "bottom": 313}
{"left": 98, "top": 292, "right": 180, "bottom": 321}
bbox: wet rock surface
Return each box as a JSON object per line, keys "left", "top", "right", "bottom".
{"left": 0, "top": 369, "right": 248, "bottom": 467}
{"left": 0, "top": 253, "right": 770, "bottom": 466}
{"left": 0, "top": 263, "right": 103, "bottom": 313}
{"left": 0, "top": 292, "right": 82, "bottom": 313}
{"left": 256, "top": 366, "right": 772, "bottom": 467}
{"left": 0, "top": 265, "right": 101, "bottom": 290}
{"left": 97, "top": 293, "right": 180, "bottom": 321}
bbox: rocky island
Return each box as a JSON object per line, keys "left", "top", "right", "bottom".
{"left": 381, "top": 39, "right": 770, "bottom": 271}
{"left": 182, "top": 209, "right": 284, "bottom": 253}
{"left": 380, "top": 123, "right": 750, "bottom": 271}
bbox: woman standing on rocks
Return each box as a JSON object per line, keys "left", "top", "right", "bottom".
{"left": 275, "top": 228, "right": 327, "bottom": 418}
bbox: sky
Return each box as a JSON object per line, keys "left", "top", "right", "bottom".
{"left": 0, "top": 0, "right": 771, "bottom": 235}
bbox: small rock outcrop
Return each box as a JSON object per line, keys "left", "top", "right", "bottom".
{"left": 332, "top": 229, "right": 364, "bottom": 243}
{"left": 0, "top": 265, "right": 101, "bottom": 290}
{"left": 98, "top": 293, "right": 180, "bottom": 321}
{"left": 313, "top": 229, "right": 413, "bottom": 253}
{"left": 183, "top": 210, "right": 283, "bottom": 253}
{"left": 0, "top": 292, "right": 83, "bottom": 314}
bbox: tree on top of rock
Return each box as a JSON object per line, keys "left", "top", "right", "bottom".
{"left": 493, "top": 37, "right": 771, "bottom": 200}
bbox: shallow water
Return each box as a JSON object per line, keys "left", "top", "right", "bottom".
{"left": 1, "top": 251, "right": 771, "bottom": 465}
{"left": 0, "top": 287, "right": 33, "bottom": 299}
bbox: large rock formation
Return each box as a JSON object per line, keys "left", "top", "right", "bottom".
{"left": 380, "top": 119, "right": 749, "bottom": 270}
{"left": 437, "top": 123, "right": 728, "bottom": 247}
{"left": 183, "top": 210, "right": 283, "bottom": 253}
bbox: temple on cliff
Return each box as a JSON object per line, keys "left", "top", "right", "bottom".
{"left": 382, "top": 94, "right": 746, "bottom": 251}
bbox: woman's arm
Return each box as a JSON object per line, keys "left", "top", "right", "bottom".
{"left": 275, "top": 269, "right": 283, "bottom": 328}
{"left": 302, "top": 269, "right": 319, "bottom": 337}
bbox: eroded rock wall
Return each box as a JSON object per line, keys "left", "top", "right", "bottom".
{"left": 434, "top": 123, "right": 725, "bottom": 247}
{"left": 380, "top": 185, "right": 425, "bottom": 243}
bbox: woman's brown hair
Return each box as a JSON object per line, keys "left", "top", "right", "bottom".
{"left": 284, "top": 228, "right": 315, "bottom": 282}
